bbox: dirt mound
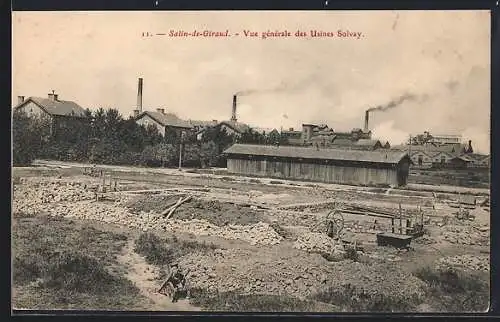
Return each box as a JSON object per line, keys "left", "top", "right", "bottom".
{"left": 125, "top": 194, "right": 187, "bottom": 214}
{"left": 127, "top": 195, "right": 265, "bottom": 226}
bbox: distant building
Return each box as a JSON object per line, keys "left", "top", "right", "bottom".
{"left": 428, "top": 133, "right": 462, "bottom": 145}
{"left": 188, "top": 119, "right": 219, "bottom": 131}
{"left": 448, "top": 155, "right": 473, "bottom": 169}
{"left": 134, "top": 109, "right": 193, "bottom": 137}
{"left": 13, "top": 92, "right": 88, "bottom": 136}
{"left": 301, "top": 123, "right": 372, "bottom": 147}
{"left": 281, "top": 128, "right": 303, "bottom": 145}
{"left": 252, "top": 127, "right": 277, "bottom": 136}
{"left": 410, "top": 151, "right": 434, "bottom": 168}
{"left": 466, "top": 154, "right": 490, "bottom": 168}
{"left": 355, "top": 139, "right": 383, "bottom": 150}
{"left": 224, "top": 144, "right": 412, "bottom": 187}
{"left": 430, "top": 151, "right": 455, "bottom": 167}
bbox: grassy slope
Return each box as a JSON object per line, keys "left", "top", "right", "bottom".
{"left": 12, "top": 215, "right": 147, "bottom": 310}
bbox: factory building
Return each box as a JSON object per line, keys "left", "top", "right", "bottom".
{"left": 224, "top": 144, "right": 412, "bottom": 187}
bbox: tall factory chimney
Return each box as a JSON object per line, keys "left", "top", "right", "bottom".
{"left": 133, "top": 77, "right": 143, "bottom": 117}
{"left": 230, "top": 94, "right": 237, "bottom": 122}
{"left": 137, "top": 78, "right": 143, "bottom": 112}
{"left": 364, "top": 110, "right": 370, "bottom": 132}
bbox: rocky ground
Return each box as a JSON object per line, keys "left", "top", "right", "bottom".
{"left": 11, "top": 165, "right": 491, "bottom": 312}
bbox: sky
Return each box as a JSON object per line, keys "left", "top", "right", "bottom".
{"left": 12, "top": 11, "right": 490, "bottom": 153}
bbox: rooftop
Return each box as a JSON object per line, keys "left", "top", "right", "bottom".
{"left": 137, "top": 111, "right": 193, "bottom": 128}
{"left": 223, "top": 144, "right": 410, "bottom": 164}
{"left": 16, "top": 96, "right": 87, "bottom": 117}
{"left": 356, "top": 139, "right": 382, "bottom": 147}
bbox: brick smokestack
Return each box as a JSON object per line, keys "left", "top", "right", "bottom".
{"left": 231, "top": 94, "right": 237, "bottom": 122}
{"left": 17, "top": 96, "right": 25, "bottom": 104}
{"left": 364, "top": 110, "right": 369, "bottom": 132}
{"left": 137, "top": 78, "right": 143, "bottom": 113}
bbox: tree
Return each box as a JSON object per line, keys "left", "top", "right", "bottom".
{"left": 239, "top": 128, "right": 266, "bottom": 144}
{"left": 12, "top": 111, "right": 44, "bottom": 165}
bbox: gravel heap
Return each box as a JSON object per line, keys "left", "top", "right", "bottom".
{"left": 15, "top": 196, "right": 282, "bottom": 246}
{"left": 442, "top": 225, "right": 490, "bottom": 246}
{"left": 293, "top": 232, "right": 336, "bottom": 253}
{"left": 436, "top": 254, "right": 490, "bottom": 272}
{"left": 160, "top": 220, "right": 283, "bottom": 246}
{"left": 179, "top": 249, "right": 426, "bottom": 301}
{"left": 13, "top": 179, "right": 95, "bottom": 215}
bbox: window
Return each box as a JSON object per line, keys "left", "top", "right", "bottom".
{"left": 418, "top": 155, "right": 423, "bottom": 166}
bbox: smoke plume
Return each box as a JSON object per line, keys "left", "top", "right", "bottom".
{"left": 367, "top": 93, "right": 423, "bottom": 112}
{"left": 235, "top": 74, "right": 321, "bottom": 97}
{"left": 235, "top": 82, "right": 294, "bottom": 96}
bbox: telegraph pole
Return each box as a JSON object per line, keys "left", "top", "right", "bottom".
{"left": 178, "top": 131, "right": 185, "bottom": 171}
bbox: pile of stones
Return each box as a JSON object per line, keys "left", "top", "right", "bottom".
{"left": 436, "top": 254, "right": 490, "bottom": 272}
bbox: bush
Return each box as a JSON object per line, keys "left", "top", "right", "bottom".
{"left": 344, "top": 246, "right": 360, "bottom": 262}
{"left": 413, "top": 266, "right": 489, "bottom": 311}
{"left": 41, "top": 251, "right": 128, "bottom": 294}
{"left": 133, "top": 232, "right": 174, "bottom": 266}
{"left": 13, "top": 256, "right": 45, "bottom": 284}
{"left": 312, "top": 283, "right": 417, "bottom": 312}
{"left": 172, "top": 239, "right": 217, "bottom": 254}
{"left": 189, "top": 288, "right": 321, "bottom": 312}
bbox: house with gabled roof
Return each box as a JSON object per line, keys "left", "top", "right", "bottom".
{"left": 13, "top": 92, "right": 88, "bottom": 136}
{"left": 409, "top": 150, "right": 434, "bottom": 168}
{"left": 355, "top": 139, "right": 383, "bottom": 150}
{"left": 134, "top": 108, "right": 193, "bottom": 138}
{"left": 466, "top": 153, "right": 490, "bottom": 168}
{"left": 430, "top": 151, "right": 455, "bottom": 167}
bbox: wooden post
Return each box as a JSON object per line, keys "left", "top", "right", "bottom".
{"left": 179, "top": 143, "right": 182, "bottom": 170}
{"left": 391, "top": 217, "right": 395, "bottom": 233}
{"left": 399, "top": 203, "right": 403, "bottom": 234}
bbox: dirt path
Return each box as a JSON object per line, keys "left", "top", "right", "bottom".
{"left": 117, "top": 239, "right": 201, "bottom": 311}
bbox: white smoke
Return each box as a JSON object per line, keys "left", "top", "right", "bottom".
{"left": 462, "top": 127, "right": 490, "bottom": 154}
{"left": 371, "top": 120, "right": 410, "bottom": 146}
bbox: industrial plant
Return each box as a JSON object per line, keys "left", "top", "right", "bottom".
{"left": 12, "top": 76, "right": 490, "bottom": 313}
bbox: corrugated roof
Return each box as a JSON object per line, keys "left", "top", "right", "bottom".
{"left": 451, "top": 155, "right": 473, "bottom": 162}
{"left": 18, "top": 97, "right": 87, "bottom": 117}
{"left": 466, "top": 153, "right": 490, "bottom": 161}
{"left": 138, "top": 111, "right": 193, "bottom": 128}
{"left": 223, "top": 144, "right": 410, "bottom": 164}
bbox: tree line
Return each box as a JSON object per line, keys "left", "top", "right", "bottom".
{"left": 12, "top": 108, "right": 291, "bottom": 167}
